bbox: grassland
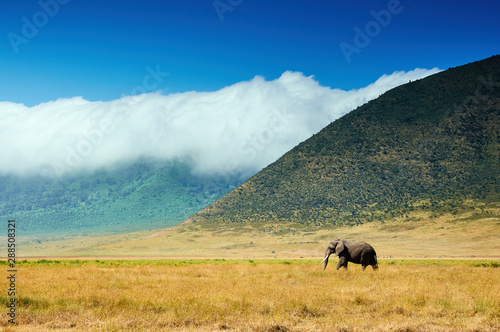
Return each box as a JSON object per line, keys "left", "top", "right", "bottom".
{"left": 10, "top": 206, "right": 500, "bottom": 258}
{"left": 1, "top": 203, "right": 497, "bottom": 330}
{"left": 0, "top": 259, "right": 499, "bottom": 331}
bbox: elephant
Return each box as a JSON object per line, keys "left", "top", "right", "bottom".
{"left": 321, "top": 239, "right": 378, "bottom": 271}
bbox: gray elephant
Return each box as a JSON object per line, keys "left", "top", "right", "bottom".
{"left": 321, "top": 239, "right": 378, "bottom": 270}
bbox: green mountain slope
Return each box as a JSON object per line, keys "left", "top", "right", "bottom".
{"left": 191, "top": 56, "right": 500, "bottom": 229}
{"left": 0, "top": 159, "right": 242, "bottom": 236}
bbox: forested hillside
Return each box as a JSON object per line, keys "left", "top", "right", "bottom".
{"left": 191, "top": 56, "right": 500, "bottom": 229}
{"left": 0, "top": 159, "right": 240, "bottom": 235}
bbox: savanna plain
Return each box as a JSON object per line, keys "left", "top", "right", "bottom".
{"left": 1, "top": 209, "right": 499, "bottom": 331}
{"left": 1, "top": 258, "right": 499, "bottom": 332}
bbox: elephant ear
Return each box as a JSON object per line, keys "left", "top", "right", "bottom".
{"left": 335, "top": 241, "right": 345, "bottom": 255}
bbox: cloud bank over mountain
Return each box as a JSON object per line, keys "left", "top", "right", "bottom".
{"left": 0, "top": 68, "right": 440, "bottom": 178}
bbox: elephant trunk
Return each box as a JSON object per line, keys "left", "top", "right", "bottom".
{"left": 321, "top": 256, "right": 329, "bottom": 270}
{"left": 321, "top": 251, "right": 332, "bottom": 270}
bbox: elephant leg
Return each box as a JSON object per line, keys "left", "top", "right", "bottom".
{"left": 372, "top": 264, "right": 379, "bottom": 271}
{"left": 336, "top": 257, "right": 348, "bottom": 270}
{"left": 362, "top": 265, "right": 367, "bottom": 271}
{"left": 360, "top": 253, "right": 371, "bottom": 267}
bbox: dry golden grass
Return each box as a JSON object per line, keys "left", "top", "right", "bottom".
{"left": 1, "top": 260, "right": 499, "bottom": 331}
{"left": 10, "top": 206, "right": 499, "bottom": 259}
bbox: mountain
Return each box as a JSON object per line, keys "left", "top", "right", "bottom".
{"left": 0, "top": 159, "right": 242, "bottom": 236}
{"left": 190, "top": 56, "right": 500, "bottom": 229}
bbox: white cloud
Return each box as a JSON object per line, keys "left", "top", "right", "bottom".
{"left": 0, "top": 68, "right": 440, "bottom": 178}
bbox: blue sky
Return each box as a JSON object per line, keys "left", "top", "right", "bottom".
{"left": 1, "top": 0, "right": 499, "bottom": 106}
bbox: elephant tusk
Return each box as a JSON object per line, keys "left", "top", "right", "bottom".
{"left": 320, "top": 256, "right": 328, "bottom": 264}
